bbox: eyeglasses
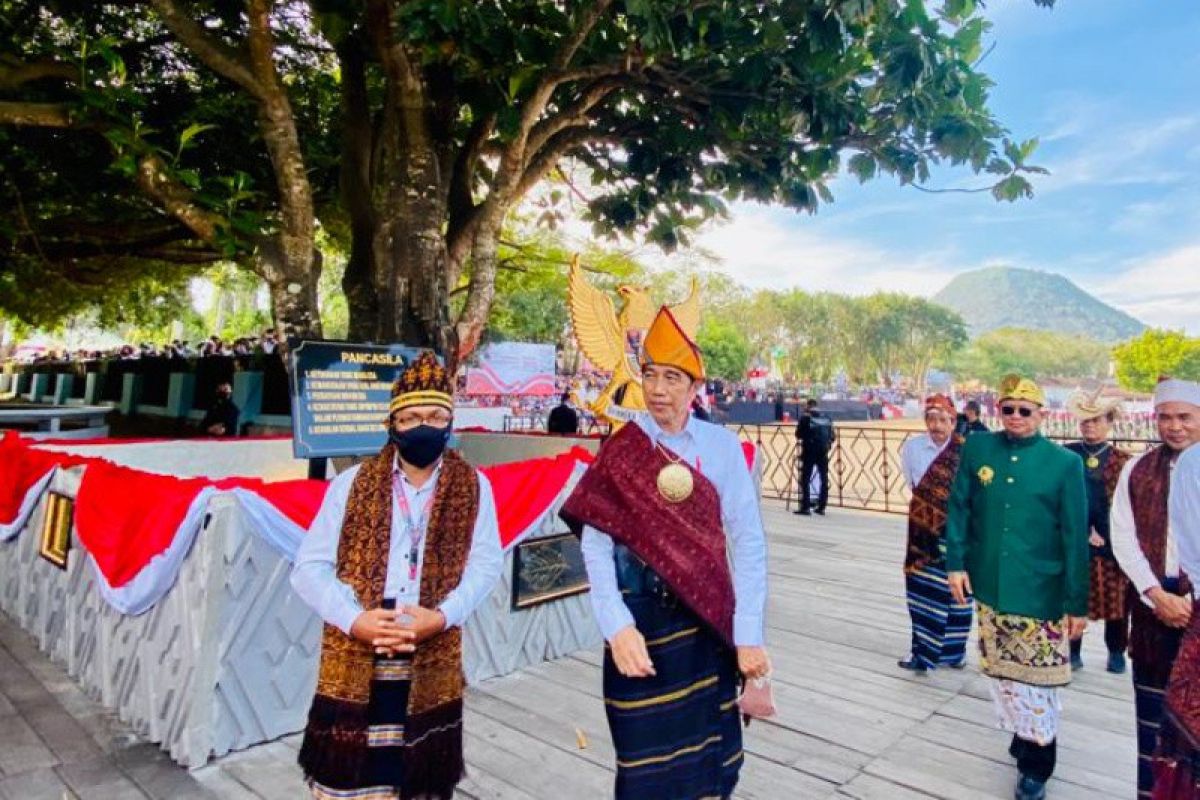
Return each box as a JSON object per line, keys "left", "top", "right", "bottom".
{"left": 999, "top": 405, "right": 1035, "bottom": 418}
{"left": 393, "top": 411, "right": 453, "bottom": 430}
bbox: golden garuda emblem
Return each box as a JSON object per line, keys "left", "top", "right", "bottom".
{"left": 567, "top": 255, "right": 701, "bottom": 425}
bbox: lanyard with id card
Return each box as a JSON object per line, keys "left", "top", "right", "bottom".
{"left": 393, "top": 470, "right": 435, "bottom": 582}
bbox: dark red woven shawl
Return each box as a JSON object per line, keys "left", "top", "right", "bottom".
{"left": 1129, "top": 445, "right": 1189, "bottom": 683}
{"left": 560, "top": 422, "right": 735, "bottom": 648}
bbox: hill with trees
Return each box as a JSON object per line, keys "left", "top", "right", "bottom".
{"left": 932, "top": 266, "right": 1145, "bottom": 342}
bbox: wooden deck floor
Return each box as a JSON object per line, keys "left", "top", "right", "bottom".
{"left": 202, "top": 503, "right": 1138, "bottom": 800}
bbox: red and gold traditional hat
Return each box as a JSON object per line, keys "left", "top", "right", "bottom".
{"left": 924, "top": 394, "right": 955, "bottom": 416}
{"left": 640, "top": 306, "right": 705, "bottom": 380}
{"left": 388, "top": 351, "right": 453, "bottom": 414}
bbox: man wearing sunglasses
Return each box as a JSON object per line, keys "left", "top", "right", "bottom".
{"left": 1110, "top": 376, "right": 1200, "bottom": 799}
{"left": 946, "top": 374, "right": 1089, "bottom": 800}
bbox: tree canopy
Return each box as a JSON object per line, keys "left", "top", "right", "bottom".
{"left": 950, "top": 327, "right": 1112, "bottom": 386}
{"left": 3, "top": 0, "right": 1051, "bottom": 361}
{"left": 1112, "top": 329, "right": 1200, "bottom": 393}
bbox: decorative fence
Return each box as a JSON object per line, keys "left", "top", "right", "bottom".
{"left": 729, "top": 423, "right": 1157, "bottom": 515}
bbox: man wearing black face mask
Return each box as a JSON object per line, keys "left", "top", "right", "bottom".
{"left": 291, "top": 351, "right": 503, "bottom": 800}
{"left": 200, "top": 382, "right": 239, "bottom": 437}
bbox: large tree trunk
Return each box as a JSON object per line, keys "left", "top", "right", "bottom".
{"left": 256, "top": 242, "right": 322, "bottom": 340}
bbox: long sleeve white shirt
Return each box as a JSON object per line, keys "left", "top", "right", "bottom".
{"left": 1172, "top": 446, "right": 1200, "bottom": 595}
{"left": 579, "top": 414, "right": 769, "bottom": 646}
{"left": 900, "top": 433, "right": 950, "bottom": 489}
{"left": 290, "top": 457, "right": 503, "bottom": 634}
{"left": 1111, "top": 451, "right": 1179, "bottom": 606}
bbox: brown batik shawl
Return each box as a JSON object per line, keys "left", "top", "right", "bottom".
{"left": 904, "top": 435, "right": 963, "bottom": 574}
{"left": 1128, "top": 445, "right": 1189, "bottom": 685}
{"left": 298, "top": 445, "right": 479, "bottom": 800}
{"left": 559, "top": 422, "right": 736, "bottom": 648}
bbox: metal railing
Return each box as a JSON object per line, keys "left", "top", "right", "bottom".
{"left": 728, "top": 423, "right": 1157, "bottom": 515}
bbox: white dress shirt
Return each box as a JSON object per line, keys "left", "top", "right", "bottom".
{"left": 900, "top": 433, "right": 950, "bottom": 489}
{"left": 579, "top": 414, "right": 769, "bottom": 646}
{"left": 1112, "top": 451, "right": 1179, "bottom": 606}
{"left": 1171, "top": 446, "right": 1200, "bottom": 595}
{"left": 291, "top": 457, "right": 504, "bottom": 634}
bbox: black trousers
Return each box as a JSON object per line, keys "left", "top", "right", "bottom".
{"left": 1010, "top": 735, "right": 1057, "bottom": 782}
{"left": 800, "top": 456, "right": 829, "bottom": 511}
{"left": 1068, "top": 618, "right": 1129, "bottom": 657}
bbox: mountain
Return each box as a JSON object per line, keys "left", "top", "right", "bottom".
{"left": 932, "top": 266, "right": 1146, "bottom": 342}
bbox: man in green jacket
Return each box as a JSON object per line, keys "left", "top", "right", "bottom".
{"left": 947, "top": 374, "right": 1089, "bottom": 800}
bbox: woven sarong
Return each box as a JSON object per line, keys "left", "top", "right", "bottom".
{"left": 1153, "top": 600, "right": 1200, "bottom": 799}
{"left": 604, "top": 589, "right": 742, "bottom": 800}
{"left": 977, "top": 602, "right": 1071, "bottom": 687}
{"left": 977, "top": 602, "right": 1071, "bottom": 747}
{"left": 310, "top": 654, "right": 414, "bottom": 800}
{"left": 1090, "top": 555, "right": 1129, "bottom": 621}
{"left": 904, "top": 559, "right": 973, "bottom": 669}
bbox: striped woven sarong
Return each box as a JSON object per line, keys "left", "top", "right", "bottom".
{"left": 905, "top": 562, "right": 973, "bottom": 669}
{"left": 309, "top": 655, "right": 413, "bottom": 800}
{"left": 604, "top": 594, "right": 742, "bottom": 800}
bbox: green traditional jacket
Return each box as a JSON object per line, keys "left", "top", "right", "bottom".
{"left": 945, "top": 431, "right": 1089, "bottom": 620}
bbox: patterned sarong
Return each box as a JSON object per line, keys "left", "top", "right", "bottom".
{"left": 1090, "top": 555, "right": 1129, "bottom": 621}
{"left": 310, "top": 653, "right": 414, "bottom": 800}
{"left": 1153, "top": 600, "right": 1200, "bottom": 799}
{"left": 904, "top": 559, "right": 973, "bottom": 669}
{"left": 604, "top": 590, "right": 742, "bottom": 799}
{"left": 977, "top": 602, "right": 1071, "bottom": 687}
{"left": 977, "top": 602, "right": 1070, "bottom": 747}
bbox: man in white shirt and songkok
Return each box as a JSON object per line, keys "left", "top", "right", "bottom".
{"left": 1112, "top": 377, "right": 1200, "bottom": 799}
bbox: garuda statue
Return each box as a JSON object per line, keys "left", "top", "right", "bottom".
{"left": 567, "top": 255, "right": 700, "bottom": 425}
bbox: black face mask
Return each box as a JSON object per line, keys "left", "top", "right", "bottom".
{"left": 389, "top": 425, "right": 451, "bottom": 468}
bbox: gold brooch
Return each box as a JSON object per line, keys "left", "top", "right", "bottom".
{"left": 657, "top": 463, "right": 694, "bottom": 503}
{"left": 977, "top": 465, "right": 995, "bottom": 486}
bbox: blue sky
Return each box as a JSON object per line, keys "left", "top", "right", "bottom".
{"left": 661, "top": 0, "right": 1200, "bottom": 333}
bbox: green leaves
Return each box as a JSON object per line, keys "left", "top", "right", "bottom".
{"left": 1113, "top": 329, "right": 1200, "bottom": 393}
{"left": 175, "top": 123, "right": 216, "bottom": 163}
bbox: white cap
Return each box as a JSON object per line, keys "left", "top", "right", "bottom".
{"left": 1154, "top": 378, "right": 1200, "bottom": 408}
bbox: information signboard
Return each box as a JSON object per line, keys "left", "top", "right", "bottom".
{"left": 289, "top": 340, "right": 427, "bottom": 458}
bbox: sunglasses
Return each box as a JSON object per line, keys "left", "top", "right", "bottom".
{"left": 1000, "top": 405, "right": 1035, "bottom": 418}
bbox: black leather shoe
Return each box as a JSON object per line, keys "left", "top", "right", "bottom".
{"left": 897, "top": 657, "right": 927, "bottom": 673}
{"left": 814, "top": 508, "right": 826, "bottom": 515}
{"left": 1014, "top": 774, "right": 1046, "bottom": 800}
{"left": 794, "top": 509, "right": 811, "bottom": 516}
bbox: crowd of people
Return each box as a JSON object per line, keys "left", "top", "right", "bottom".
{"left": 895, "top": 376, "right": 1200, "bottom": 800}
{"left": 284, "top": 295, "right": 1200, "bottom": 800}
{"left": 14, "top": 330, "right": 281, "bottom": 364}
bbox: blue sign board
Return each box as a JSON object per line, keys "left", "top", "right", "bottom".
{"left": 289, "top": 340, "right": 428, "bottom": 458}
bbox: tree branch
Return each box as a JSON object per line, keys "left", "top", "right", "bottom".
{"left": 146, "top": 0, "right": 263, "bottom": 98}
{"left": 518, "top": 126, "right": 615, "bottom": 198}
{"left": 526, "top": 76, "right": 624, "bottom": 157}
{"left": 0, "top": 58, "right": 77, "bottom": 90}
{"left": 0, "top": 100, "right": 73, "bottom": 127}
{"left": 504, "top": 0, "right": 616, "bottom": 182}
{"left": 135, "top": 153, "right": 223, "bottom": 243}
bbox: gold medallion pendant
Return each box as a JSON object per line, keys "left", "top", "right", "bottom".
{"left": 1086, "top": 456, "right": 1100, "bottom": 470}
{"left": 656, "top": 463, "right": 694, "bottom": 503}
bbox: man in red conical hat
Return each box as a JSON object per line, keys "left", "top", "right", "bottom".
{"left": 562, "top": 306, "right": 770, "bottom": 800}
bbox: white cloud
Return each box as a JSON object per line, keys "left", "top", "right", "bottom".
{"left": 647, "top": 203, "right": 967, "bottom": 297}
{"left": 1093, "top": 244, "right": 1200, "bottom": 333}
{"left": 1040, "top": 114, "right": 1200, "bottom": 192}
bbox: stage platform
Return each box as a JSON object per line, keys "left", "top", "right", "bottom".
{"left": 0, "top": 503, "right": 1136, "bottom": 800}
